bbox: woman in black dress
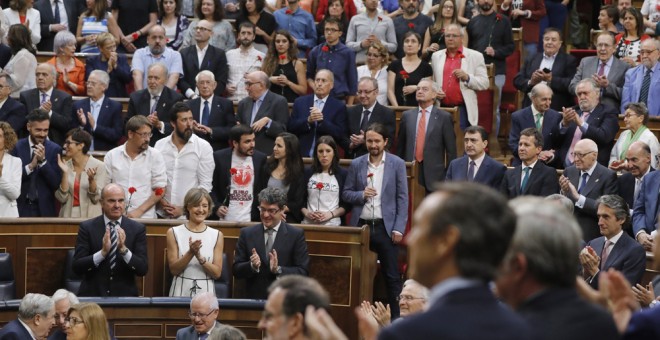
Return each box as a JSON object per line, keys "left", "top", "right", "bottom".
{"left": 261, "top": 30, "right": 307, "bottom": 103}
{"left": 387, "top": 32, "right": 433, "bottom": 107}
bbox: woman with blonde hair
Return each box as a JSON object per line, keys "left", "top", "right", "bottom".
{"left": 0, "top": 122, "right": 21, "bottom": 217}
{"left": 64, "top": 302, "right": 111, "bottom": 340}
{"left": 356, "top": 41, "right": 388, "bottom": 105}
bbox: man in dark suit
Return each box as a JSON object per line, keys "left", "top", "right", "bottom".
{"left": 617, "top": 141, "right": 653, "bottom": 216}
{"left": 236, "top": 71, "right": 289, "bottom": 155}
{"left": 569, "top": 33, "right": 630, "bottom": 110}
{"left": 379, "top": 182, "right": 531, "bottom": 339}
{"left": 10, "top": 109, "right": 62, "bottom": 217}
{"left": 580, "top": 195, "right": 646, "bottom": 289}
{"left": 188, "top": 70, "right": 236, "bottom": 150}
{"left": 0, "top": 293, "right": 55, "bottom": 339}
{"left": 175, "top": 292, "right": 223, "bottom": 340}
{"left": 550, "top": 79, "right": 619, "bottom": 168}
{"left": 508, "top": 83, "right": 562, "bottom": 166}
{"left": 212, "top": 124, "right": 267, "bottom": 222}
{"left": 72, "top": 70, "right": 123, "bottom": 151}
{"left": 345, "top": 77, "right": 395, "bottom": 158}
{"left": 126, "top": 62, "right": 184, "bottom": 146}
{"left": 48, "top": 289, "right": 79, "bottom": 340}
{"left": 343, "top": 123, "right": 408, "bottom": 319}
{"left": 496, "top": 196, "right": 619, "bottom": 340}
{"left": 397, "top": 79, "right": 456, "bottom": 193}
{"left": 20, "top": 63, "right": 73, "bottom": 146}
{"left": 35, "top": 0, "right": 84, "bottom": 52}
{"left": 0, "top": 73, "right": 27, "bottom": 135}
{"left": 632, "top": 168, "right": 660, "bottom": 252}
{"left": 559, "top": 139, "right": 619, "bottom": 241}
{"left": 177, "top": 19, "right": 228, "bottom": 99}
{"left": 289, "top": 69, "right": 347, "bottom": 157}
{"left": 501, "top": 128, "right": 559, "bottom": 198}
{"left": 513, "top": 27, "right": 577, "bottom": 111}
{"left": 72, "top": 183, "right": 148, "bottom": 297}
{"left": 446, "top": 125, "right": 507, "bottom": 189}
{"left": 233, "top": 187, "right": 309, "bottom": 299}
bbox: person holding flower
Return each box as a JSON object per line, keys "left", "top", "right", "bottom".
{"left": 346, "top": 0, "right": 397, "bottom": 64}
{"left": 225, "top": 22, "right": 266, "bottom": 102}
{"left": 387, "top": 31, "right": 432, "bottom": 107}
{"left": 261, "top": 30, "right": 307, "bottom": 103}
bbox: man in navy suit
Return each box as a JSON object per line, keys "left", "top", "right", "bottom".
{"left": 446, "top": 125, "right": 507, "bottom": 189}
{"left": 289, "top": 69, "right": 347, "bottom": 157}
{"left": 35, "top": 0, "right": 84, "bottom": 52}
{"left": 10, "top": 109, "right": 62, "bottom": 217}
{"left": 343, "top": 123, "right": 408, "bottom": 319}
{"left": 232, "top": 187, "right": 310, "bottom": 300}
{"left": 0, "top": 293, "right": 55, "bottom": 340}
{"left": 501, "top": 128, "right": 559, "bottom": 198}
{"left": 73, "top": 70, "right": 123, "bottom": 151}
{"left": 617, "top": 141, "right": 653, "bottom": 217}
{"left": 580, "top": 195, "right": 646, "bottom": 289}
{"left": 188, "top": 70, "right": 236, "bottom": 150}
{"left": 175, "top": 292, "right": 223, "bottom": 340}
{"left": 72, "top": 183, "right": 148, "bottom": 297}
{"left": 632, "top": 165, "right": 660, "bottom": 252}
{"left": 620, "top": 39, "right": 660, "bottom": 116}
{"left": 0, "top": 73, "right": 27, "bottom": 135}
{"left": 379, "top": 182, "right": 531, "bottom": 339}
{"left": 508, "top": 84, "right": 562, "bottom": 166}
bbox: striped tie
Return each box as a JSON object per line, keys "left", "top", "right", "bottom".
{"left": 109, "top": 221, "right": 118, "bottom": 270}
{"left": 638, "top": 69, "right": 652, "bottom": 104}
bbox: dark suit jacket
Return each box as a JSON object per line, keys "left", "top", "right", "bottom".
{"left": 585, "top": 233, "right": 646, "bottom": 288}
{"left": 35, "top": 0, "right": 84, "bottom": 52}
{"left": 569, "top": 56, "right": 630, "bottom": 110}
{"left": 378, "top": 285, "right": 532, "bottom": 340}
{"left": 551, "top": 103, "right": 620, "bottom": 168}
{"left": 0, "top": 43, "right": 12, "bottom": 69}
{"left": 508, "top": 106, "right": 562, "bottom": 166}
{"left": 0, "top": 319, "right": 32, "bottom": 339}
{"left": 513, "top": 51, "right": 577, "bottom": 110}
{"left": 73, "top": 97, "right": 123, "bottom": 151}
{"left": 0, "top": 97, "right": 27, "bottom": 137}
{"left": 623, "top": 304, "right": 660, "bottom": 339}
{"left": 187, "top": 96, "right": 236, "bottom": 150}
{"left": 232, "top": 222, "right": 309, "bottom": 299}
{"left": 632, "top": 170, "right": 660, "bottom": 235}
{"left": 397, "top": 106, "right": 456, "bottom": 191}
{"left": 500, "top": 161, "right": 559, "bottom": 198}
{"left": 236, "top": 91, "right": 289, "bottom": 155}
{"left": 177, "top": 44, "right": 228, "bottom": 97}
{"left": 619, "top": 169, "right": 654, "bottom": 233}
{"left": 345, "top": 102, "right": 395, "bottom": 158}
{"left": 126, "top": 87, "right": 184, "bottom": 145}
{"left": 175, "top": 322, "right": 224, "bottom": 340}
{"left": 288, "top": 95, "right": 347, "bottom": 156}
{"left": 47, "top": 329, "right": 67, "bottom": 340}
{"left": 564, "top": 163, "right": 619, "bottom": 241}
{"left": 210, "top": 148, "right": 267, "bottom": 221}
{"left": 19, "top": 88, "right": 73, "bottom": 146}
{"left": 72, "top": 215, "right": 148, "bottom": 297}
{"left": 10, "top": 138, "right": 62, "bottom": 217}
{"left": 446, "top": 155, "right": 507, "bottom": 190}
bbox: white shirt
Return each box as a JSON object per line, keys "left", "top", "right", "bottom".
{"left": 360, "top": 152, "right": 386, "bottom": 220}
{"left": 50, "top": 0, "right": 69, "bottom": 30}
{"left": 92, "top": 215, "right": 133, "bottom": 266}
{"left": 226, "top": 47, "right": 265, "bottom": 101}
{"left": 224, "top": 152, "right": 255, "bottom": 222}
{"left": 104, "top": 144, "right": 168, "bottom": 218}
{"left": 196, "top": 43, "right": 209, "bottom": 69}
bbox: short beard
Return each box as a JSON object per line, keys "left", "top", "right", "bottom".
{"left": 176, "top": 128, "right": 192, "bottom": 142}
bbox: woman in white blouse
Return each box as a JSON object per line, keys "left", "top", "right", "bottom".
{"left": 0, "top": 122, "right": 21, "bottom": 217}
{"left": 2, "top": 24, "right": 37, "bottom": 98}
{"left": 3, "top": 0, "right": 41, "bottom": 46}
{"left": 610, "top": 102, "right": 660, "bottom": 170}
{"left": 356, "top": 41, "right": 389, "bottom": 106}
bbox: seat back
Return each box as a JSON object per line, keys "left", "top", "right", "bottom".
{"left": 0, "top": 253, "right": 16, "bottom": 300}
{"left": 64, "top": 249, "right": 82, "bottom": 294}
{"left": 214, "top": 253, "right": 231, "bottom": 298}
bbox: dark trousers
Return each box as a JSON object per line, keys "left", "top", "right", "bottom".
{"left": 539, "top": 1, "right": 568, "bottom": 45}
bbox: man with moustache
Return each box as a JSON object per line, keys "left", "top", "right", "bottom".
{"left": 187, "top": 70, "right": 236, "bottom": 151}
{"left": 178, "top": 19, "right": 228, "bottom": 99}
{"left": 175, "top": 292, "right": 223, "bottom": 340}
{"left": 0, "top": 293, "right": 56, "bottom": 340}
{"left": 47, "top": 289, "right": 79, "bottom": 340}
{"left": 226, "top": 22, "right": 266, "bottom": 102}
{"left": 446, "top": 125, "right": 507, "bottom": 189}
{"left": 154, "top": 103, "right": 214, "bottom": 219}
{"left": 621, "top": 39, "right": 660, "bottom": 116}
{"left": 273, "top": 0, "right": 317, "bottom": 57}
{"left": 104, "top": 116, "right": 167, "bottom": 219}
{"left": 131, "top": 25, "right": 183, "bottom": 91}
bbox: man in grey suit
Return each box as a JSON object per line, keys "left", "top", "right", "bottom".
{"left": 559, "top": 139, "right": 619, "bottom": 241}
{"left": 569, "top": 33, "right": 630, "bottom": 110}
{"left": 343, "top": 122, "right": 408, "bottom": 319}
{"left": 236, "top": 71, "right": 289, "bottom": 155}
{"left": 397, "top": 79, "right": 456, "bottom": 193}
{"left": 176, "top": 292, "right": 223, "bottom": 340}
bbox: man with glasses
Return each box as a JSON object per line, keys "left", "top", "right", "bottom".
{"left": 176, "top": 292, "right": 223, "bottom": 340}
{"left": 621, "top": 39, "right": 660, "bottom": 117}
{"left": 559, "top": 138, "right": 618, "bottom": 241}
{"left": 233, "top": 187, "right": 310, "bottom": 299}
{"left": 131, "top": 25, "right": 183, "bottom": 91}
{"left": 0, "top": 293, "right": 55, "bottom": 339}
{"left": 47, "top": 289, "right": 79, "bottom": 340}
{"left": 392, "top": 0, "right": 432, "bottom": 59}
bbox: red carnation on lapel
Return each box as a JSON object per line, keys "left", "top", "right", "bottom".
{"left": 408, "top": 23, "right": 415, "bottom": 29}
{"left": 256, "top": 55, "right": 262, "bottom": 61}
{"left": 496, "top": 13, "right": 502, "bottom": 21}
{"left": 128, "top": 187, "right": 136, "bottom": 194}
{"left": 285, "top": 9, "right": 292, "bottom": 14}
{"left": 321, "top": 45, "right": 330, "bottom": 52}
{"left": 377, "top": 16, "right": 382, "bottom": 22}
{"left": 367, "top": 173, "right": 374, "bottom": 178}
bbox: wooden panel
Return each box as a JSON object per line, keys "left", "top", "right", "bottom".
{"left": 25, "top": 248, "right": 69, "bottom": 295}
{"left": 308, "top": 254, "right": 352, "bottom": 306}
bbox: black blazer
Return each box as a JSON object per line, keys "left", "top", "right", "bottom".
{"left": 35, "top": 0, "right": 85, "bottom": 52}
{"left": 0, "top": 97, "right": 27, "bottom": 137}
{"left": 345, "top": 102, "right": 395, "bottom": 158}
{"left": 19, "top": 88, "right": 73, "bottom": 146}
{"left": 513, "top": 51, "right": 578, "bottom": 111}
{"left": 446, "top": 155, "right": 507, "bottom": 190}
{"left": 236, "top": 91, "right": 289, "bottom": 155}
{"left": 618, "top": 169, "right": 655, "bottom": 212}
{"left": 258, "top": 161, "right": 306, "bottom": 224}
{"left": 585, "top": 232, "right": 646, "bottom": 288}
{"left": 508, "top": 106, "right": 563, "bottom": 166}
{"left": 126, "top": 87, "right": 184, "bottom": 145}
{"left": 73, "top": 97, "right": 123, "bottom": 151}
{"left": 232, "top": 222, "right": 309, "bottom": 299}
{"left": 177, "top": 44, "right": 228, "bottom": 97}
{"left": 187, "top": 96, "right": 236, "bottom": 150}
{"left": 0, "top": 319, "right": 32, "bottom": 339}
{"left": 302, "top": 166, "right": 350, "bottom": 224}
{"left": 72, "top": 215, "right": 148, "bottom": 297}
{"left": 288, "top": 95, "right": 348, "bottom": 156}
{"left": 210, "top": 147, "right": 267, "bottom": 221}
{"left": 500, "top": 161, "right": 560, "bottom": 198}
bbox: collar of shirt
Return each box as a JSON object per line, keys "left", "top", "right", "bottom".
{"left": 364, "top": 101, "right": 377, "bottom": 112}
{"left": 419, "top": 104, "right": 434, "bottom": 113}
{"left": 201, "top": 94, "right": 214, "bottom": 104}
{"left": 150, "top": 90, "right": 163, "bottom": 99}
{"left": 447, "top": 47, "right": 464, "bottom": 58}
{"left": 368, "top": 150, "right": 387, "bottom": 168}
{"left": 427, "top": 277, "right": 482, "bottom": 307}
{"left": 265, "top": 221, "right": 282, "bottom": 233}
{"left": 196, "top": 44, "right": 209, "bottom": 55}
{"left": 582, "top": 162, "right": 598, "bottom": 177}
{"left": 17, "top": 319, "right": 36, "bottom": 340}
{"left": 103, "top": 214, "right": 123, "bottom": 226}
{"left": 606, "top": 229, "right": 624, "bottom": 243}
{"left": 40, "top": 87, "right": 54, "bottom": 99}
{"left": 314, "top": 94, "right": 329, "bottom": 103}
{"left": 145, "top": 47, "right": 171, "bottom": 59}
{"left": 530, "top": 103, "right": 544, "bottom": 116}
{"left": 640, "top": 166, "right": 652, "bottom": 179}
{"left": 543, "top": 52, "right": 557, "bottom": 60}
{"left": 522, "top": 159, "right": 538, "bottom": 169}
{"left": 470, "top": 152, "right": 486, "bottom": 168}
{"left": 255, "top": 91, "right": 268, "bottom": 103}
{"left": 91, "top": 95, "right": 105, "bottom": 108}
{"left": 167, "top": 131, "right": 196, "bottom": 148}
{"left": 602, "top": 55, "right": 614, "bottom": 68}
{"left": 120, "top": 142, "right": 148, "bottom": 159}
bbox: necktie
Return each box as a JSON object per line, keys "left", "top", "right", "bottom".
{"left": 360, "top": 110, "right": 371, "bottom": 132}
{"left": 638, "top": 69, "right": 652, "bottom": 104}
{"left": 597, "top": 62, "right": 606, "bottom": 76}
{"left": 534, "top": 113, "right": 542, "bottom": 130}
{"left": 53, "top": 0, "right": 61, "bottom": 24}
{"left": 578, "top": 172, "right": 589, "bottom": 194}
{"left": 467, "top": 160, "right": 476, "bottom": 181}
{"left": 600, "top": 240, "right": 612, "bottom": 270}
{"left": 415, "top": 109, "right": 426, "bottom": 162}
{"left": 202, "top": 100, "right": 210, "bottom": 126}
{"left": 150, "top": 96, "right": 159, "bottom": 114}
{"left": 634, "top": 178, "right": 642, "bottom": 203}
{"left": 26, "top": 163, "right": 39, "bottom": 202}
{"left": 265, "top": 228, "right": 274, "bottom": 253}
{"left": 567, "top": 111, "right": 590, "bottom": 165}
{"left": 250, "top": 100, "right": 260, "bottom": 125}
{"left": 309, "top": 99, "right": 322, "bottom": 157}
{"left": 41, "top": 93, "right": 47, "bottom": 105}
{"left": 108, "top": 221, "right": 118, "bottom": 270}
{"left": 520, "top": 166, "right": 531, "bottom": 192}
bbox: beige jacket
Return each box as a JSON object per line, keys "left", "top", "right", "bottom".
{"left": 55, "top": 156, "right": 107, "bottom": 218}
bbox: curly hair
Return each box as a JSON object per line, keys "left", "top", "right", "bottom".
{"left": 0, "top": 122, "right": 18, "bottom": 151}
{"left": 196, "top": 0, "right": 225, "bottom": 21}
{"left": 266, "top": 132, "right": 304, "bottom": 186}
{"left": 261, "top": 30, "right": 299, "bottom": 76}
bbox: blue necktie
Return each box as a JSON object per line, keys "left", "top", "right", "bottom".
{"left": 578, "top": 172, "right": 589, "bottom": 194}
{"left": 638, "top": 69, "right": 652, "bottom": 104}
{"left": 108, "top": 221, "right": 118, "bottom": 270}
{"left": 53, "top": 0, "right": 61, "bottom": 23}
{"left": 202, "top": 100, "right": 210, "bottom": 126}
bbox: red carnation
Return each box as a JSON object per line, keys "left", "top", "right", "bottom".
{"left": 496, "top": 13, "right": 502, "bottom": 21}
{"left": 154, "top": 188, "right": 164, "bottom": 196}
{"left": 367, "top": 173, "right": 374, "bottom": 178}
{"left": 624, "top": 39, "right": 631, "bottom": 45}
{"left": 230, "top": 168, "right": 238, "bottom": 175}
{"left": 399, "top": 70, "right": 409, "bottom": 79}
{"left": 457, "top": 52, "right": 465, "bottom": 59}
{"left": 279, "top": 54, "right": 287, "bottom": 60}
{"left": 128, "top": 187, "right": 136, "bottom": 194}
{"left": 256, "top": 55, "right": 262, "bottom": 61}
{"left": 321, "top": 45, "right": 329, "bottom": 52}
{"left": 285, "top": 9, "right": 292, "bottom": 14}
{"left": 316, "top": 182, "right": 324, "bottom": 190}
{"left": 408, "top": 23, "right": 414, "bottom": 29}
{"left": 377, "top": 16, "right": 382, "bottom": 22}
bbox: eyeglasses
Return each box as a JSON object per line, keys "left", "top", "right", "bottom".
{"left": 258, "top": 206, "right": 281, "bottom": 215}
{"left": 639, "top": 49, "right": 657, "bottom": 55}
{"left": 570, "top": 151, "right": 595, "bottom": 159}
{"left": 133, "top": 132, "right": 153, "bottom": 139}
{"left": 188, "top": 309, "right": 217, "bottom": 319}
{"left": 64, "top": 317, "right": 85, "bottom": 327}
{"left": 63, "top": 140, "right": 81, "bottom": 146}
{"left": 357, "top": 89, "right": 377, "bottom": 95}
{"left": 194, "top": 26, "right": 212, "bottom": 32}
{"left": 396, "top": 295, "right": 425, "bottom": 302}
{"left": 324, "top": 28, "right": 340, "bottom": 33}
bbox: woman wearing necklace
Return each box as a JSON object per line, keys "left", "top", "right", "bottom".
{"left": 610, "top": 102, "right": 660, "bottom": 171}
{"left": 262, "top": 30, "right": 307, "bottom": 103}
{"left": 387, "top": 31, "right": 432, "bottom": 107}
{"left": 167, "top": 188, "right": 224, "bottom": 297}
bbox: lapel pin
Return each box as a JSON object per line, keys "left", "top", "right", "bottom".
{"left": 162, "top": 103, "right": 166, "bottom": 107}
{"left": 595, "top": 179, "right": 599, "bottom": 183}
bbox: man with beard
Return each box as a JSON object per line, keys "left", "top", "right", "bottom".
{"left": 226, "top": 22, "right": 266, "bottom": 102}
{"left": 154, "top": 103, "right": 214, "bottom": 219}
{"left": 392, "top": 0, "right": 432, "bottom": 59}
{"left": 346, "top": 0, "right": 397, "bottom": 64}
{"left": 187, "top": 70, "right": 236, "bottom": 151}
{"left": 621, "top": 39, "right": 660, "bottom": 116}
{"left": 178, "top": 19, "right": 228, "bottom": 99}
{"left": 273, "top": 0, "right": 317, "bottom": 58}
{"left": 131, "top": 25, "right": 183, "bottom": 91}
{"left": 104, "top": 115, "right": 167, "bottom": 219}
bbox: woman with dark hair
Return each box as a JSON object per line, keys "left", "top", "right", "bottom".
{"left": 302, "top": 136, "right": 348, "bottom": 226}
{"left": 76, "top": 0, "right": 122, "bottom": 54}
{"left": 236, "top": 0, "right": 276, "bottom": 52}
{"left": 598, "top": 5, "right": 619, "bottom": 36}
{"left": 316, "top": 0, "right": 348, "bottom": 45}
{"left": 84, "top": 32, "right": 131, "bottom": 97}
{"left": 2, "top": 24, "right": 37, "bottom": 98}
{"left": 64, "top": 302, "right": 111, "bottom": 340}
{"left": 0, "top": 122, "right": 21, "bottom": 218}
{"left": 615, "top": 8, "right": 651, "bottom": 67}
{"left": 157, "top": 0, "right": 190, "bottom": 51}
{"left": 422, "top": 0, "right": 463, "bottom": 61}
{"left": 111, "top": 0, "right": 158, "bottom": 52}
{"left": 261, "top": 132, "right": 305, "bottom": 223}
{"left": 387, "top": 31, "right": 432, "bottom": 107}
{"left": 261, "top": 30, "right": 307, "bottom": 102}
{"left": 181, "top": 0, "right": 236, "bottom": 51}
{"left": 3, "top": 0, "right": 40, "bottom": 46}
{"left": 316, "top": 0, "right": 356, "bottom": 22}
{"left": 56, "top": 128, "right": 107, "bottom": 218}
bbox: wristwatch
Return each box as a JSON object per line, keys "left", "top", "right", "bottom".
{"left": 651, "top": 300, "right": 659, "bottom": 308}
{"left": 119, "top": 248, "right": 129, "bottom": 255}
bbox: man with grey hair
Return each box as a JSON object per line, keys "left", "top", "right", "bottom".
{"left": 621, "top": 39, "right": 660, "bottom": 116}
{"left": 187, "top": 70, "right": 236, "bottom": 150}
{"left": 233, "top": 187, "right": 310, "bottom": 299}
{"left": 617, "top": 141, "right": 654, "bottom": 220}
{"left": 544, "top": 194, "right": 575, "bottom": 214}
{"left": 73, "top": 70, "right": 123, "bottom": 151}
{"left": 47, "top": 289, "right": 79, "bottom": 340}
{"left": 175, "top": 292, "right": 223, "bottom": 340}
{"left": 0, "top": 293, "right": 55, "bottom": 339}
{"left": 497, "top": 196, "right": 619, "bottom": 339}
{"left": 0, "top": 73, "right": 27, "bottom": 134}
{"left": 131, "top": 25, "right": 183, "bottom": 91}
